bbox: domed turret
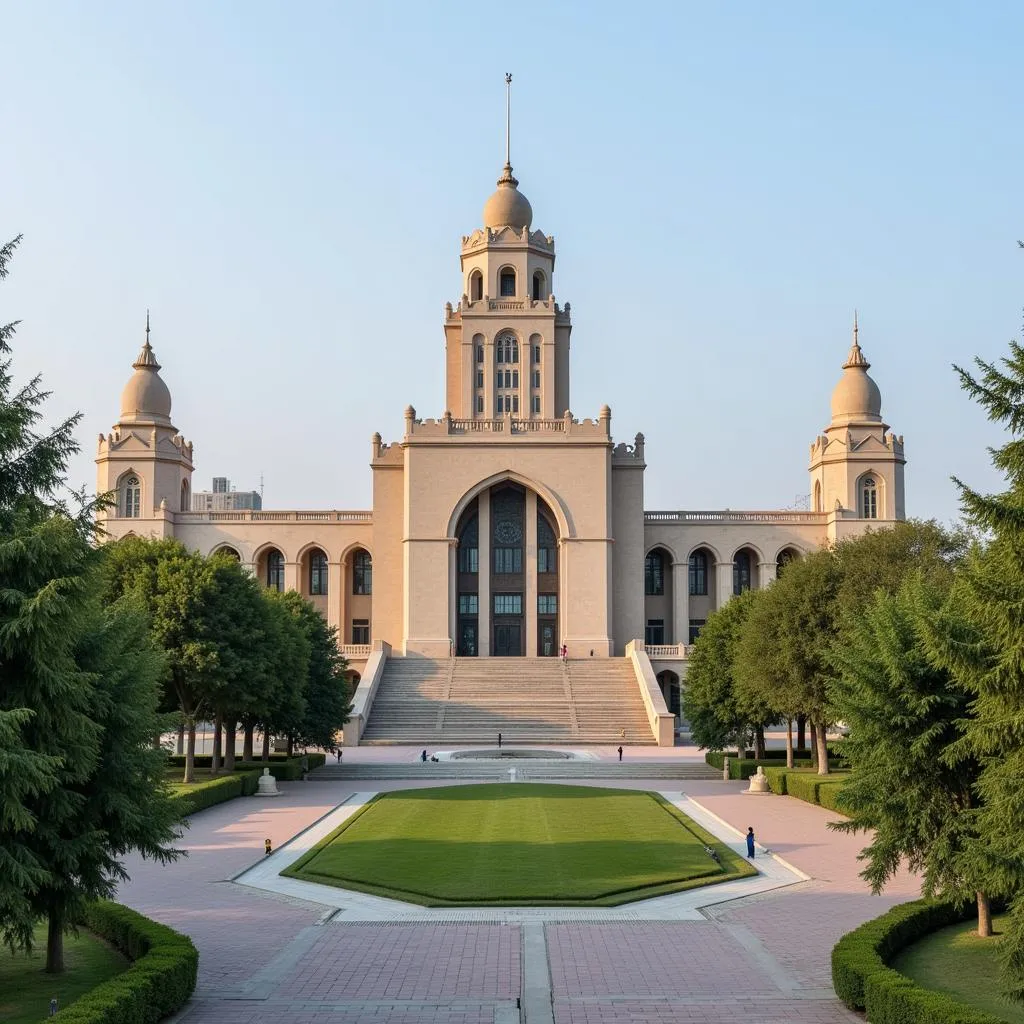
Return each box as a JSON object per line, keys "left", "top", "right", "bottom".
{"left": 830, "top": 316, "right": 882, "bottom": 425}
{"left": 483, "top": 162, "right": 533, "bottom": 231}
{"left": 120, "top": 317, "right": 172, "bottom": 425}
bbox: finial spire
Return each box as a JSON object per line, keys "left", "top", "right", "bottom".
{"left": 134, "top": 310, "right": 161, "bottom": 370}
{"left": 843, "top": 310, "right": 870, "bottom": 369}
{"left": 853, "top": 308, "right": 858, "bottom": 345}
{"left": 505, "top": 73, "right": 512, "bottom": 167}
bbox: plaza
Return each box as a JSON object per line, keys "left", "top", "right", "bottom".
{"left": 112, "top": 750, "right": 920, "bottom": 1024}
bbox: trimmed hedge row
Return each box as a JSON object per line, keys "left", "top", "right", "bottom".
{"left": 760, "top": 766, "right": 851, "bottom": 812}
{"left": 168, "top": 752, "right": 327, "bottom": 781}
{"left": 169, "top": 770, "right": 261, "bottom": 815}
{"left": 52, "top": 901, "right": 197, "bottom": 1024}
{"left": 703, "top": 753, "right": 814, "bottom": 780}
{"left": 831, "top": 898, "right": 1003, "bottom": 1023}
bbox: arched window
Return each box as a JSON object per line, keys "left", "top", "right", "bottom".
{"left": 495, "top": 333, "right": 518, "bottom": 364}
{"left": 266, "top": 549, "right": 285, "bottom": 592}
{"left": 180, "top": 479, "right": 190, "bottom": 512}
{"left": 476, "top": 343, "right": 484, "bottom": 364}
{"left": 353, "top": 550, "right": 372, "bottom": 595}
{"left": 688, "top": 550, "right": 708, "bottom": 595}
{"left": 458, "top": 514, "right": 479, "bottom": 573}
{"left": 538, "top": 513, "right": 556, "bottom": 574}
{"left": 214, "top": 545, "right": 240, "bottom": 560}
{"left": 309, "top": 550, "right": 328, "bottom": 595}
{"left": 813, "top": 480, "right": 822, "bottom": 512}
{"left": 861, "top": 475, "right": 878, "bottom": 519}
{"left": 532, "top": 271, "right": 545, "bottom": 301}
{"left": 499, "top": 268, "right": 516, "bottom": 297}
{"left": 644, "top": 551, "right": 664, "bottom": 595}
{"left": 121, "top": 475, "right": 141, "bottom": 518}
{"left": 733, "top": 549, "right": 753, "bottom": 595}
{"left": 776, "top": 548, "right": 799, "bottom": 576}
{"left": 470, "top": 270, "right": 483, "bottom": 301}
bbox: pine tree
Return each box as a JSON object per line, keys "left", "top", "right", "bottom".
{"left": 0, "top": 236, "right": 180, "bottom": 971}
{"left": 830, "top": 576, "right": 992, "bottom": 934}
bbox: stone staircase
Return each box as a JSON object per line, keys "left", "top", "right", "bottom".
{"left": 312, "top": 760, "right": 719, "bottom": 781}
{"left": 359, "top": 656, "right": 658, "bottom": 745}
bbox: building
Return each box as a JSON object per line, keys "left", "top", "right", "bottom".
{"left": 95, "top": 155, "right": 906, "bottom": 739}
{"left": 191, "top": 476, "right": 263, "bottom": 512}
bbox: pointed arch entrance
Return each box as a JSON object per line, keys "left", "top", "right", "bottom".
{"left": 452, "top": 480, "right": 562, "bottom": 657}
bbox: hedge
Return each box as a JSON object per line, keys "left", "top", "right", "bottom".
{"left": 703, "top": 753, "right": 814, "bottom": 780}
{"left": 51, "top": 901, "right": 197, "bottom": 1024}
{"left": 831, "top": 898, "right": 1004, "bottom": 1023}
{"left": 169, "top": 770, "right": 261, "bottom": 816}
{"left": 168, "top": 752, "right": 327, "bottom": 781}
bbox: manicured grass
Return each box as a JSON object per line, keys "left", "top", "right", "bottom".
{"left": 0, "top": 923, "right": 128, "bottom": 1024}
{"left": 892, "top": 913, "right": 1024, "bottom": 1023}
{"left": 284, "top": 783, "right": 756, "bottom": 906}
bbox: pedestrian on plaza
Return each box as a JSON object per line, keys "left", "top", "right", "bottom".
{"left": 421, "top": 749, "right": 428, "bottom": 762}
{"left": 301, "top": 753, "right": 309, "bottom": 780}
{"left": 560, "top": 644, "right": 567, "bottom": 662}
{"left": 498, "top": 731, "right": 503, "bottom": 749}
{"left": 746, "top": 827, "right": 756, "bottom": 859}
{"left": 617, "top": 745, "right": 623, "bottom": 762}
{"left": 336, "top": 748, "right": 342, "bottom": 763}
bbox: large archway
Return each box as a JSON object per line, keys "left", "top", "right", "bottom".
{"left": 452, "top": 481, "right": 561, "bottom": 657}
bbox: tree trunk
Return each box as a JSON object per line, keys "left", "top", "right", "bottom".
{"left": 797, "top": 714, "right": 806, "bottom": 751}
{"left": 785, "top": 719, "right": 794, "bottom": 769}
{"left": 211, "top": 715, "right": 222, "bottom": 774}
{"left": 176, "top": 723, "right": 184, "bottom": 755}
{"left": 224, "top": 718, "right": 237, "bottom": 772}
{"left": 815, "top": 719, "right": 830, "bottom": 775}
{"left": 977, "top": 891, "right": 993, "bottom": 937}
{"left": 809, "top": 721, "right": 818, "bottom": 767}
{"left": 753, "top": 726, "right": 766, "bottom": 759}
{"left": 262, "top": 730, "right": 270, "bottom": 761}
{"left": 184, "top": 719, "right": 197, "bottom": 784}
{"left": 287, "top": 735, "right": 294, "bottom": 757}
{"left": 45, "top": 908, "right": 64, "bottom": 974}
{"left": 243, "top": 723, "right": 254, "bottom": 762}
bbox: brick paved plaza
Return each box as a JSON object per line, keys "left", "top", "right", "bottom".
{"left": 115, "top": 764, "right": 920, "bottom": 1024}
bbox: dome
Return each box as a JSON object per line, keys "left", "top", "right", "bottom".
{"left": 120, "top": 336, "right": 172, "bottom": 424}
{"left": 830, "top": 336, "right": 882, "bottom": 424}
{"left": 482, "top": 162, "right": 533, "bottom": 230}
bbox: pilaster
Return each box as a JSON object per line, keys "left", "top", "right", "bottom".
{"left": 478, "top": 489, "right": 491, "bottom": 656}
{"left": 525, "top": 489, "right": 538, "bottom": 656}
{"left": 672, "top": 561, "right": 689, "bottom": 645}
{"left": 715, "top": 560, "right": 734, "bottom": 609}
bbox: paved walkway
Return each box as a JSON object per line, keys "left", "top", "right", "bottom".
{"left": 115, "top": 774, "right": 919, "bottom": 1024}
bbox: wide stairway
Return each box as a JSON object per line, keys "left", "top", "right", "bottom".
{"left": 360, "top": 656, "right": 656, "bottom": 745}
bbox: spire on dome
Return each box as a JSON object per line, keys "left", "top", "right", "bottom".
{"left": 133, "top": 310, "right": 161, "bottom": 370}
{"left": 843, "top": 310, "right": 870, "bottom": 369}
{"left": 482, "top": 73, "right": 533, "bottom": 230}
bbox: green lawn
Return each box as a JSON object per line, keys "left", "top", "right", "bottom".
{"left": 0, "top": 923, "right": 128, "bottom": 1024}
{"left": 284, "top": 783, "right": 756, "bottom": 906}
{"left": 892, "top": 913, "right": 1024, "bottom": 1023}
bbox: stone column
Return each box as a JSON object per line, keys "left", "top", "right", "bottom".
{"left": 525, "top": 490, "right": 538, "bottom": 657}
{"left": 672, "top": 560, "right": 689, "bottom": 646}
{"left": 759, "top": 560, "right": 777, "bottom": 589}
{"left": 478, "top": 489, "right": 491, "bottom": 656}
{"left": 327, "top": 560, "right": 343, "bottom": 633}
{"left": 283, "top": 560, "right": 299, "bottom": 594}
{"left": 448, "top": 541, "right": 458, "bottom": 655}
{"left": 338, "top": 558, "right": 348, "bottom": 644}
{"left": 715, "top": 560, "right": 734, "bottom": 609}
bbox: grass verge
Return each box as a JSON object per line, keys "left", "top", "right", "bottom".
{"left": 283, "top": 782, "right": 755, "bottom": 906}
{"left": 0, "top": 924, "right": 127, "bottom": 1024}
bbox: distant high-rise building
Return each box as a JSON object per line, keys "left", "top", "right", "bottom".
{"left": 190, "top": 477, "right": 262, "bottom": 511}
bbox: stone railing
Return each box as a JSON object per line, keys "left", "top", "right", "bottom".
{"left": 644, "top": 643, "right": 693, "bottom": 659}
{"left": 644, "top": 510, "right": 827, "bottom": 524}
{"left": 407, "top": 411, "right": 609, "bottom": 439}
{"left": 176, "top": 510, "right": 372, "bottom": 524}
{"left": 339, "top": 644, "right": 372, "bottom": 659}
{"left": 487, "top": 299, "right": 525, "bottom": 311}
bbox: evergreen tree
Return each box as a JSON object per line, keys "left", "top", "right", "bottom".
{"left": 925, "top": 334, "right": 1024, "bottom": 998}
{"left": 0, "top": 236, "right": 180, "bottom": 971}
{"left": 681, "top": 590, "right": 761, "bottom": 752}
{"left": 830, "top": 576, "right": 993, "bottom": 935}
{"left": 277, "top": 590, "right": 351, "bottom": 751}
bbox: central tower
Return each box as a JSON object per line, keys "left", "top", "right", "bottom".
{"left": 443, "top": 79, "right": 572, "bottom": 421}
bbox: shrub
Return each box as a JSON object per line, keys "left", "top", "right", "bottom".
{"left": 52, "top": 901, "right": 197, "bottom": 1024}
{"left": 763, "top": 766, "right": 789, "bottom": 794}
{"left": 704, "top": 751, "right": 738, "bottom": 770}
{"left": 169, "top": 770, "right": 261, "bottom": 815}
{"left": 831, "top": 898, "right": 995, "bottom": 1022}
{"left": 816, "top": 779, "right": 850, "bottom": 814}
{"left": 785, "top": 772, "right": 823, "bottom": 804}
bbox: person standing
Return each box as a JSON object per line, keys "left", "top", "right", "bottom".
{"left": 498, "top": 732, "right": 503, "bottom": 749}
{"left": 336, "top": 748, "right": 342, "bottom": 763}
{"left": 746, "top": 827, "right": 756, "bottom": 859}
{"left": 421, "top": 749, "right": 428, "bottom": 762}
{"left": 617, "top": 745, "right": 623, "bottom": 762}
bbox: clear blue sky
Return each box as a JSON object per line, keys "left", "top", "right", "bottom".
{"left": 2, "top": 1, "right": 1020, "bottom": 521}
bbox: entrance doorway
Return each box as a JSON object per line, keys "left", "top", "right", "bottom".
{"left": 539, "top": 621, "right": 557, "bottom": 657}
{"left": 494, "top": 622, "right": 522, "bottom": 656}
{"left": 458, "top": 621, "right": 478, "bottom": 656}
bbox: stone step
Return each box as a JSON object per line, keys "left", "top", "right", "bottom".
{"left": 312, "top": 762, "right": 717, "bottom": 780}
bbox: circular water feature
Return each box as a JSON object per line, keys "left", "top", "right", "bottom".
{"left": 443, "top": 748, "right": 594, "bottom": 761}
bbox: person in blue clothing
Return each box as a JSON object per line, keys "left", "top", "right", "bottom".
{"left": 746, "top": 827, "right": 756, "bottom": 859}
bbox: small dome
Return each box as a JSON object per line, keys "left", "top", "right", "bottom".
{"left": 830, "top": 336, "right": 882, "bottom": 424}
{"left": 120, "top": 337, "right": 172, "bottom": 424}
{"left": 483, "top": 163, "right": 533, "bottom": 230}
